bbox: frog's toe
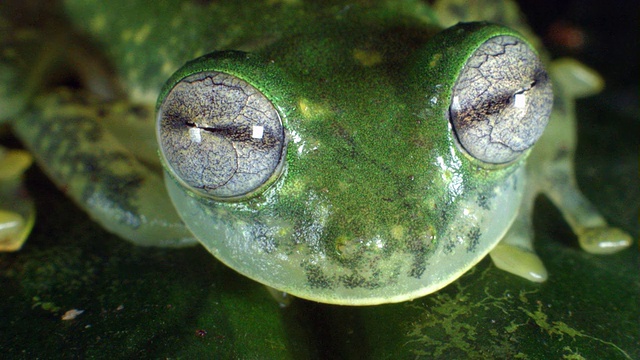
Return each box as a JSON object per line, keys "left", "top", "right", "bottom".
{"left": 577, "top": 226, "right": 632, "bottom": 255}
{"left": 0, "top": 209, "right": 34, "bottom": 251}
{"left": 0, "top": 148, "right": 32, "bottom": 180}
{"left": 489, "top": 243, "right": 548, "bottom": 283}
{"left": 0, "top": 148, "right": 35, "bottom": 251}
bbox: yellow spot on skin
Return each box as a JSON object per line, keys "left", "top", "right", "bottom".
{"left": 284, "top": 177, "right": 305, "bottom": 195}
{"left": 429, "top": 53, "right": 442, "bottom": 68}
{"left": 335, "top": 235, "right": 362, "bottom": 257}
{"left": 352, "top": 49, "right": 383, "bottom": 67}
{"left": 299, "top": 99, "right": 311, "bottom": 116}
{"left": 121, "top": 29, "right": 133, "bottom": 42}
{"left": 90, "top": 14, "right": 107, "bottom": 33}
{"left": 133, "top": 24, "right": 152, "bottom": 44}
{"left": 276, "top": 226, "right": 292, "bottom": 239}
{"left": 193, "top": 48, "right": 206, "bottom": 58}
{"left": 298, "top": 98, "right": 328, "bottom": 119}
{"left": 161, "top": 61, "right": 176, "bottom": 76}
{"left": 390, "top": 225, "right": 405, "bottom": 241}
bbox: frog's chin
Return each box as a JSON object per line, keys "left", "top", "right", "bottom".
{"left": 164, "top": 168, "right": 524, "bottom": 306}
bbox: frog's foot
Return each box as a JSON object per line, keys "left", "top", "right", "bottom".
{"left": 0, "top": 209, "right": 33, "bottom": 251}
{"left": 0, "top": 148, "right": 35, "bottom": 251}
{"left": 542, "top": 166, "right": 632, "bottom": 255}
{"left": 489, "top": 182, "right": 547, "bottom": 283}
{"left": 541, "top": 59, "right": 632, "bottom": 253}
{"left": 576, "top": 226, "right": 632, "bottom": 255}
{"left": 490, "top": 241, "right": 548, "bottom": 283}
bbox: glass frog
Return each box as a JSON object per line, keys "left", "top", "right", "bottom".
{"left": 0, "top": 0, "right": 631, "bottom": 305}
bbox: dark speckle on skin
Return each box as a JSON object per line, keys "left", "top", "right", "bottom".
{"left": 476, "top": 193, "right": 491, "bottom": 210}
{"left": 407, "top": 234, "right": 430, "bottom": 278}
{"left": 409, "top": 258, "right": 427, "bottom": 278}
{"left": 444, "top": 239, "right": 457, "bottom": 254}
{"left": 251, "top": 224, "right": 278, "bottom": 254}
{"left": 339, "top": 271, "right": 383, "bottom": 290}
{"left": 302, "top": 262, "right": 332, "bottom": 289}
{"left": 339, "top": 273, "right": 366, "bottom": 289}
{"left": 24, "top": 93, "right": 145, "bottom": 229}
{"left": 466, "top": 227, "right": 481, "bottom": 253}
{"left": 80, "top": 153, "right": 144, "bottom": 229}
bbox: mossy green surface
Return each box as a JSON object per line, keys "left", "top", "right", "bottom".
{"left": 0, "top": 169, "right": 312, "bottom": 358}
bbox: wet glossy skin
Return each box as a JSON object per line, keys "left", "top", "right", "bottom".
{"left": 0, "top": 0, "right": 631, "bottom": 305}
{"left": 155, "top": 20, "right": 549, "bottom": 305}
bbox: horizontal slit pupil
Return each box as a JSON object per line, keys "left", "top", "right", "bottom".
{"left": 185, "top": 121, "right": 257, "bottom": 141}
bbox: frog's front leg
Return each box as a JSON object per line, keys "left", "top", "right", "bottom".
{"left": 0, "top": 147, "right": 35, "bottom": 251}
{"left": 12, "top": 89, "right": 196, "bottom": 247}
{"left": 540, "top": 153, "right": 632, "bottom": 254}
{"left": 490, "top": 59, "right": 631, "bottom": 282}
{"left": 489, "top": 179, "right": 548, "bottom": 283}
{"left": 540, "top": 59, "right": 632, "bottom": 254}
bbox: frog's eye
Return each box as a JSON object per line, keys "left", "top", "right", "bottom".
{"left": 156, "top": 71, "right": 285, "bottom": 200}
{"left": 449, "top": 35, "right": 552, "bottom": 164}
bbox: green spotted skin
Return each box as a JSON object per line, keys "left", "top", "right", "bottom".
{"left": 154, "top": 17, "right": 532, "bottom": 304}
{"left": 12, "top": 91, "right": 195, "bottom": 247}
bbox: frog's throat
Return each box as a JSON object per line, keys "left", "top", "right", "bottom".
{"left": 164, "top": 168, "right": 523, "bottom": 305}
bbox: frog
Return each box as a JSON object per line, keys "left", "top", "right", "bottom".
{"left": 0, "top": 0, "right": 631, "bottom": 305}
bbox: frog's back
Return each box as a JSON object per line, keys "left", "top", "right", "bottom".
{"left": 62, "top": 0, "right": 444, "bottom": 104}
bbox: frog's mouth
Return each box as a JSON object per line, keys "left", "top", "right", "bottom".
{"left": 163, "top": 166, "right": 523, "bottom": 306}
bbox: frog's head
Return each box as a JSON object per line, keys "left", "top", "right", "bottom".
{"left": 155, "top": 22, "right": 552, "bottom": 305}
